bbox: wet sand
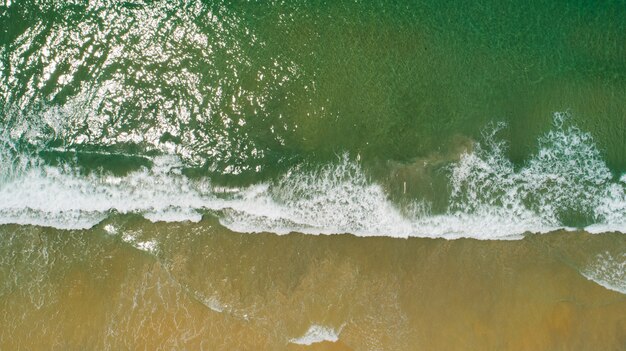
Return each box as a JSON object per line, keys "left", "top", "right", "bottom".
{"left": 0, "top": 217, "right": 624, "bottom": 350}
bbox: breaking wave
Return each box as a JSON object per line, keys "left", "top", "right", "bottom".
{"left": 0, "top": 113, "right": 625, "bottom": 239}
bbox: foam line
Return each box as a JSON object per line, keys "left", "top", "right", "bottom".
{"left": 581, "top": 252, "right": 626, "bottom": 295}
{"left": 0, "top": 114, "right": 625, "bottom": 239}
{"left": 289, "top": 325, "right": 341, "bottom": 345}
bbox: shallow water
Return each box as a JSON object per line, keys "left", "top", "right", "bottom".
{"left": 1, "top": 219, "right": 624, "bottom": 350}
{"left": 1, "top": 1, "right": 626, "bottom": 349}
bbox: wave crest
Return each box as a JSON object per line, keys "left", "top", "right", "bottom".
{"left": 0, "top": 113, "right": 625, "bottom": 239}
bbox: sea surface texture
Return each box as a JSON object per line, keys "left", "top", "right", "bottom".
{"left": 1, "top": 1, "right": 625, "bottom": 350}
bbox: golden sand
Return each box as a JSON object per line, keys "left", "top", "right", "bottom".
{"left": 0, "top": 219, "right": 624, "bottom": 350}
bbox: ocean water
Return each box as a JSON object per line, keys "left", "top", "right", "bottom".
{"left": 1, "top": 1, "right": 625, "bottom": 349}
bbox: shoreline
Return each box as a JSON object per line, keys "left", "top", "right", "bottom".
{"left": 1, "top": 219, "right": 624, "bottom": 349}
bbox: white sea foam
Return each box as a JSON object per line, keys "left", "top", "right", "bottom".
{"left": 204, "top": 296, "right": 226, "bottom": 313}
{"left": 451, "top": 114, "right": 613, "bottom": 226}
{"left": 143, "top": 207, "right": 203, "bottom": 223}
{"left": 103, "top": 224, "right": 118, "bottom": 235}
{"left": 588, "top": 175, "right": 626, "bottom": 233}
{"left": 289, "top": 324, "right": 341, "bottom": 345}
{"left": 220, "top": 157, "right": 414, "bottom": 237}
{"left": 121, "top": 231, "right": 159, "bottom": 254}
{"left": 0, "top": 155, "right": 215, "bottom": 229}
{"left": 581, "top": 252, "right": 626, "bottom": 295}
{"left": 134, "top": 240, "right": 158, "bottom": 254}
{"left": 0, "top": 113, "right": 625, "bottom": 239}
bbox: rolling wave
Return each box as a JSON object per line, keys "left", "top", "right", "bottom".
{"left": 0, "top": 113, "right": 624, "bottom": 239}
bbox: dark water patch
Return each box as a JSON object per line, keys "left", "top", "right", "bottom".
{"left": 39, "top": 149, "right": 152, "bottom": 176}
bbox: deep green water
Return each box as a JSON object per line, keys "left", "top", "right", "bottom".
{"left": 2, "top": 0, "right": 626, "bottom": 176}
